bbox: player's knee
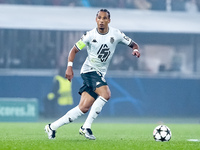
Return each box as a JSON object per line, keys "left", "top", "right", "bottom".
{"left": 101, "top": 91, "right": 111, "bottom": 100}
{"left": 79, "top": 105, "right": 90, "bottom": 113}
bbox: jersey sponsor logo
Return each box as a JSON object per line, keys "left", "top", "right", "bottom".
{"left": 97, "top": 44, "right": 111, "bottom": 62}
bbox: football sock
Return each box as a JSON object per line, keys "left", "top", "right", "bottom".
{"left": 82, "top": 96, "right": 107, "bottom": 129}
{"left": 50, "top": 106, "right": 84, "bottom": 130}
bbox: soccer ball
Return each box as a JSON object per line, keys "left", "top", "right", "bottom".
{"left": 153, "top": 125, "right": 172, "bottom": 142}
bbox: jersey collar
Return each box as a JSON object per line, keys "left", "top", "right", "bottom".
{"left": 96, "top": 27, "right": 109, "bottom": 35}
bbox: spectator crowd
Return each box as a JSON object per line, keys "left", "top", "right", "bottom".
{"left": 0, "top": 0, "right": 200, "bottom": 12}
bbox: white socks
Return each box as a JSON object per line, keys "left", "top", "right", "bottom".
{"left": 50, "top": 96, "right": 107, "bottom": 131}
{"left": 50, "top": 106, "right": 84, "bottom": 130}
{"left": 82, "top": 96, "right": 107, "bottom": 129}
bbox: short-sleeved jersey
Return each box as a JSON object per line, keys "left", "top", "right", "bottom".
{"left": 75, "top": 26, "right": 133, "bottom": 77}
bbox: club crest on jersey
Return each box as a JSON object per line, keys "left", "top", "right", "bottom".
{"left": 110, "top": 37, "right": 114, "bottom": 44}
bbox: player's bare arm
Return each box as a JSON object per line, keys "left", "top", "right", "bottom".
{"left": 65, "top": 46, "right": 79, "bottom": 82}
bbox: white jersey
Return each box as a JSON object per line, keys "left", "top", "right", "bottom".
{"left": 75, "top": 26, "right": 132, "bottom": 77}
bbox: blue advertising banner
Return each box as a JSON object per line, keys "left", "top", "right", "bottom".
{"left": 0, "top": 75, "right": 200, "bottom": 118}
{"left": 0, "top": 98, "right": 38, "bottom": 122}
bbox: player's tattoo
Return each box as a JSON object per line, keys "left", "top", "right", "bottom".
{"left": 128, "top": 41, "right": 134, "bottom": 48}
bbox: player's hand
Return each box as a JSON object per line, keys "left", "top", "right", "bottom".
{"left": 65, "top": 67, "right": 73, "bottom": 82}
{"left": 132, "top": 49, "right": 140, "bottom": 58}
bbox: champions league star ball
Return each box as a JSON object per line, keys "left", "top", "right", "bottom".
{"left": 153, "top": 125, "right": 172, "bottom": 142}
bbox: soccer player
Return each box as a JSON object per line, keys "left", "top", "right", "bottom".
{"left": 45, "top": 9, "right": 140, "bottom": 140}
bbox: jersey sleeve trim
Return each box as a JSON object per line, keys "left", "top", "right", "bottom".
{"left": 74, "top": 44, "right": 81, "bottom": 51}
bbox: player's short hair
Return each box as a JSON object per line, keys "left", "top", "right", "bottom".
{"left": 96, "top": 9, "right": 110, "bottom": 19}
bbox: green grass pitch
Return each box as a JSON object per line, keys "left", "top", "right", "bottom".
{"left": 0, "top": 122, "right": 200, "bottom": 150}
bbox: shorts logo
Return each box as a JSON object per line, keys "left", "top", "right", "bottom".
{"left": 101, "top": 77, "right": 106, "bottom": 82}
{"left": 97, "top": 44, "right": 111, "bottom": 62}
{"left": 96, "top": 82, "right": 101, "bottom": 86}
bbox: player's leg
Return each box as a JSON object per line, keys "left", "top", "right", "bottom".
{"left": 82, "top": 85, "right": 111, "bottom": 129}
{"left": 95, "top": 85, "right": 111, "bottom": 100}
{"left": 78, "top": 91, "right": 97, "bottom": 140}
{"left": 78, "top": 91, "right": 96, "bottom": 113}
{"left": 80, "top": 85, "right": 111, "bottom": 140}
{"left": 78, "top": 71, "right": 110, "bottom": 140}
{"left": 45, "top": 105, "right": 84, "bottom": 139}
{"left": 50, "top": 105, "right": 84, "bottom": 130}
{"left": 45, "top": 91, "right": 95, "bottom": 139}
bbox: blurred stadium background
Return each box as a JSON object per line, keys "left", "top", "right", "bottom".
{"left": 0, "top": 0, "right": 200, "bottom": 122}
